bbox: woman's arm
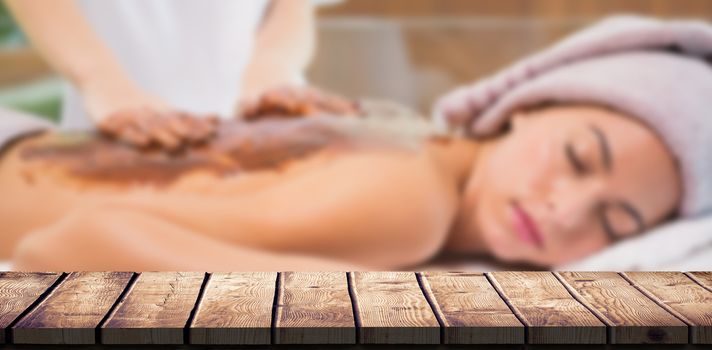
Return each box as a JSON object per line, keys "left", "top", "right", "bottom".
{"left": 239, "top": 0, "right": 316, "bottom": 103}
{"left": 12, "top": 205, "right": 365, "bottom": 272}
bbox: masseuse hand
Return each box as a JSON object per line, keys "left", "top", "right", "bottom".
{"left": 97, "top": 109, "right": 219, "bottom": 152}
{"left": 238, "top": 85, "right": 359, "bottom": 120}
{"left": 83, "top": 77, "right": 219, "bottom": 151}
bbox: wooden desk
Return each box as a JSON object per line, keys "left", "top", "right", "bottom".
{"left": 0, "top": 271, "right": 710, "bottom": 347}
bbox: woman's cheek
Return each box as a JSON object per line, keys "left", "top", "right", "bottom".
{"left": 499, "top": 137, "right": 554, "bottom": 191}
{"left": 473, "top": 195, "right": 510, "bottom": 257}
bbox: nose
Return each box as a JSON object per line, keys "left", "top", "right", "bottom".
{"left": 545, "top": 178, "right": 604, "bottom": 231}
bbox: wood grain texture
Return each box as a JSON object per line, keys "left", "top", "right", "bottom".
{"left": 488, "top": 271, "right": 605, "bottom": 344}
{"left": 420, "top": 271, "right": 524, "bottom": 344}
{"left": 12, "top": 272, "right": 132, "bottom": 344}
{"left": 0, "top": 272, "right": 62, "bottom": 344}
{"left": 190, "top": 272, "right": 276, "bottom": 345}
{"left": 275, "top": 272, "right": 355, "bottom": 344}
{"left": 101, "top": 272, "right": 205, "bottom": 345}
{"left": 3, "top": 270, "right": 709, "bottom": 346}
{"left": 349, "top": 271, "right": 439, "bottom": 344}
{"left": 688, "top": 272, "right": 712, "bottom": 292}
{"left": 624, "top": 271, "right": 712, "bottom": 344}
{"left": 557, "top": 271, "right": 687, "bottom": 344}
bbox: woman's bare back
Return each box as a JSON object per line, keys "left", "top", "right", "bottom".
{"left": 0, "top": 116, "right": 476, "bottom": 267}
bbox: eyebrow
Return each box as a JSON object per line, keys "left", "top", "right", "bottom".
{"left": 589, "top": 124, "right": 612, "bottom": 172}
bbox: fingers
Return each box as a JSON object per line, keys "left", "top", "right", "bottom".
{"left": 165, "top": 113, "right": 191, "bottom": 139}
{"left": 237, "top": 97, "right": 260, "bottom": 120}
{"left": 311, "top": 87, "right": 358, "bottom": 115}
{"left": 237, "top": 85, "right": 358, "bottom": 120}
{"left": 182, "top": 113, "right": 217, "bottom": 144}
{"left": 115, "top": 124, "right": 151, "bottom": 148}
{"left": 263, "top": 86, "right": 301, "bottom": 114}
{"left": 97, "top": 109, "right": 134, "bottom": 135}
{"left": 98, "top": 110, "right": 150, "bottom": 148}
{"left": 99, "top": 108, "right": 220, "bottom": 152}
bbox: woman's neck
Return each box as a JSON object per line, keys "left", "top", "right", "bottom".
{"left": 433, "top": 136, "right": 498, "bottom": 255}
{"left": 423, "top": 135, "right": 480, "bottom": 190}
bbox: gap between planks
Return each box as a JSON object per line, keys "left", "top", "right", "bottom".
{"left": 345, "top": 271, "right": 362, "bottom": 344}
{"left": 620, "top": 272, "right": 712, "bottom": 344}
{"left": 184, "top": 272, "right": 211, "bottom": 344}
{"left": 552, "top": 271, "right": 614, "bottom": 344}
{"left": 556, "top": 272, "right": 691, "bottom": 344}
{"left": 685, "top": 272, "right": 712, "bottom": 293}
{"left": 96, "top": 272, "right": 140, "bottom": 344}
{"left": 415, "top": 272, "right": 446, "bottom": 344}
{"left": 484, "top": 272, "right": 529, "bottom": 343}
{"left": 619, "top": 271, "right": 694, "bottom": 343}
{"left": 269, "top": 271, "right": 282, "bottom": 345}
{"left": 4, "top": 272, "right": 68, "bottom": 344}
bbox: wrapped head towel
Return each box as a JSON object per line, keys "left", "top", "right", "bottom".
{"left": 433, "top": 15, "right": 712, "bottom": 219}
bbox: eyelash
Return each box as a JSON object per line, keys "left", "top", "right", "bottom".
{"left": 599, "top": 211, "right": 619, "bottom": 243}
{"left": 565, "top": 142, "right": 588, "bottom": 175}
{"left": 598, "top": 205, "right": 622, "bottom": 244}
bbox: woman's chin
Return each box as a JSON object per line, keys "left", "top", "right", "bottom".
{"left": 481, "top": 218, "right": 611, "bottom": 267}
{"left": 482, "top": 228, "right": 526, "bottom": 261}
{"left": 482, "top": 228, "right": 553, "bottom": 267}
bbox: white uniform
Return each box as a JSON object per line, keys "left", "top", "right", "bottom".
{"left": 61, "top": 0, "right": 270, "bottom": 130}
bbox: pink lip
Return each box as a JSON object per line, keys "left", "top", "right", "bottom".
{"left": 510, "top": 200, "right": 544, "bottom": 249}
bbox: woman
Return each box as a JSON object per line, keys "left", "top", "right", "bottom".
{"left": 3, "top": 16, "right": 711, "bottom": 271}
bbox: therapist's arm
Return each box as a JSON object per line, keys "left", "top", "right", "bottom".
{"left": 5, "top": 0, "right": 216, "bottom": 150}
{"left": 5, "top": 0, "right": 160, "bottom": 121}
{"left": 239, "top": 0, "right": 316, "bottom": 106}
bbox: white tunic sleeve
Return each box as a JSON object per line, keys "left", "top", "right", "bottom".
{"left": 61, "top": 0, "right": 270, "bottom": 130}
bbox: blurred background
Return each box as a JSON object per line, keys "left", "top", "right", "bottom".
{"left": 1, "top": 0, "right": 711, "bottom": 121}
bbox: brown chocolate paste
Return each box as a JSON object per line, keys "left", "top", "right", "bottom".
{"left": 17, "top": 96, "right": 449, "bottom": 188}
{"left": 18, "top": 117, "right": 419, "bottom": 187}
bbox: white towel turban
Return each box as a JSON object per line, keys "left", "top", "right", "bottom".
{"left": 434, "top": 15, "right": 712, "bottom": 218}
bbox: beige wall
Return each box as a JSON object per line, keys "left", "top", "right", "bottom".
{"left": 308, "top": 0, "right": 712, "bottom": 113}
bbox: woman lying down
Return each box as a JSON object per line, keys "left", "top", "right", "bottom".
{"left": 2, "top": 15, "right": 712, "bottom": 271}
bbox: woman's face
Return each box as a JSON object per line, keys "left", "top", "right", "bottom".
{"left": 457, "top": 105, "right": 682, "bottom": 266}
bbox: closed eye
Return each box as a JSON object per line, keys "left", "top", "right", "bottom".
{"left": 598, "top": 201, "right": 645, "bottom": 243}
{"left": 565, "top": 142, "right": 587, "bottom": 174}
{"left": 599, "top": 207, "right": 621, "bottom": 243}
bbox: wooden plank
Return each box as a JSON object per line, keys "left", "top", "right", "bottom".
{"left": 12, "top": 272, "right": 132, "bottom": 344}
{"left": 0, "top": 272, "right": 62, "bottom": 344}
{"left": 349, "top": 271, "right": 439, "bottom": 344}
{"left": 190, "top": 272, "right": 275, "bottom": 345}
{"left": 275, "top": 272, "right": 355, "bottom": 344}
{"left": 420, "top": 271, "right": 524, "bottom": 344}
{"left": 557, "top": 271, "right": 687, "bottom": 344}
{"left": 624, "top": 271, "right": 712, "bottom": 344}
{"left": 488, "top": 271, "right": 605, "bottom": 344}
{"left": 101, "top": 272, "right": 205, "bottom": 345}
{"left": 688, "top": 272, "right": 712, "bottom": 292}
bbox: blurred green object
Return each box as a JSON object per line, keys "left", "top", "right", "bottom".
{"left": 0, "top": 0, "right": 61, "bottom": 123}
{"left": 0, "top": 78, "right": 62, "bottom": 123}
{"left": 0, "top": 0, "right": 25, "bottom": 48}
